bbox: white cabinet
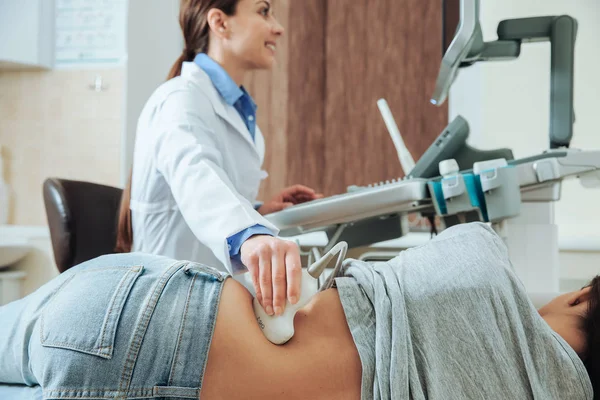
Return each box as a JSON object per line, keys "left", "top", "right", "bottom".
{"left": 0, "top": 0, "right": 55, "bottom": 69}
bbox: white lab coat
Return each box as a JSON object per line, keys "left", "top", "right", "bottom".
{"left": 130, "top": 61, "right": 280, "bottom": 274}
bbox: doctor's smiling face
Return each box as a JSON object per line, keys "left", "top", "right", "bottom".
{"left": 207, "top": 0, "right": 284, "bottom": 71}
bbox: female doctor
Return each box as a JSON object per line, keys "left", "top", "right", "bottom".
{"left": 116, "top": 0, "right": 322, "bottom": 317}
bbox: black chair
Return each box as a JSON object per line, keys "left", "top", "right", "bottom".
{"left": 43, "top": 178, "right": 123, "bottom": 273}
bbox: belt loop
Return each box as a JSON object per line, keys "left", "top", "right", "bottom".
{"left": 184, "top": 262, "right": 226, "bottom": 282}
{"left": 153, "top": 385, "right": 200, "bottom": 399}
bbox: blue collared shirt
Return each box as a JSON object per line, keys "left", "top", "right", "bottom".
{"left": 194, "top": 53, "right": 257, "bottom": 140}
{"left": 194, "top": 53, "right": 274, "bottom": 260}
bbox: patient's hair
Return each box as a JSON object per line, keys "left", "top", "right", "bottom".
{"left": 115, "top": 0, "right": 241, "bottom": 253}
{"left": 582, "top": 275, "right": 600, "bottom": 399}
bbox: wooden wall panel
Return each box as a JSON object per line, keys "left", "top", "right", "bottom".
{"left": 444, "top": 0, "right": 461, "bottom": 52}
{"left": 285, "top": 0, "right": 328, "bottom": 193}
{"left": 250, "top": 0, "right": 449, "bottom": 201}
{"left": 324, "top": 0, "right": 448, "bottom": 195}
{"left": 246, "top": 0, "right": 291, "bottom": 200}
{"left": 323, "top": 0, "right": 370, "bottom": 196}
{"left": 249, "top": 0, "right": 328, "bottom": 201}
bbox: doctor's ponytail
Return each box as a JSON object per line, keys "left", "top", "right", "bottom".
{"left": 167, "top": 0, "right": 240, "bottom": 80}
{"left": 115, "top": 172, "right": 133, "bottom": 253}
{"left": 115, "top": 0, "right": 241, "bottom": 253}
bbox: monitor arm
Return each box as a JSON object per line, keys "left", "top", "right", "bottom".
{"left": 495, "top": 16, "right": 578, "bottom": 148}
{"left": 432, "top": 0, "right": 578, "bottom": 149}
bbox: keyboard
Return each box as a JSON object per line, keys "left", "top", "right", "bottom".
{"left": 265, "top": 178, "right": 431, "bottom": 236}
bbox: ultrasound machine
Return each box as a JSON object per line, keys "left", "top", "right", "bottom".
{"left": 265, "top": 0, "right": 600, "bottom": 293}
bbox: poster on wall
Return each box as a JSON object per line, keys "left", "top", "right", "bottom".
{"left": 55, "top": 0, "right": 128, "bottom": 67}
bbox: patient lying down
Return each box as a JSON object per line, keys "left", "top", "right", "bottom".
{"left": 0, "top": 223, "right": 597, "bottom": 399}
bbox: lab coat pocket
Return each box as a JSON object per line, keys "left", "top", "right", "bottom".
{"left": 40, "top": 265, "right": 144, "bottom": 359}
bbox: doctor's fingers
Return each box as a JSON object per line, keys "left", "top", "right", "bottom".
{"left": 251, "top": 271, "right": 263, "bottom": 307}
{"left": 259, "top": 254, "right": 274, "bottom": 316}
{"left": 272, "top": 251, "right": 287, "bottom": 316}
{"left": 281, "top": 184, "right": 317, "bottom": 198}
{"left": 285, "top": 248, "right": 302, "bottom": 305}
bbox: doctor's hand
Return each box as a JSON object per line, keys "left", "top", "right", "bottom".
{"left": 257, "top": 185, "right": 324, "bottom": 215}
{"left": 240, "top": 235, "right": 302, "bottom": 317}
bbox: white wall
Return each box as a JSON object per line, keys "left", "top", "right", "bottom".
{"left": 449, "top": 0, "right": 600, "bottom": 244}
{"left": 122, "top": 0, "right": 182, "bottom": 184}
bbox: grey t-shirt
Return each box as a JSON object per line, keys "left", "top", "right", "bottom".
{"left": 336, "top": 222, "right": 592, "bottom": 400}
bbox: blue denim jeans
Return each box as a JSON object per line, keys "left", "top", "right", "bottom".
{"left": 0, "top": 252, "right": 228, "bottom": 399}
